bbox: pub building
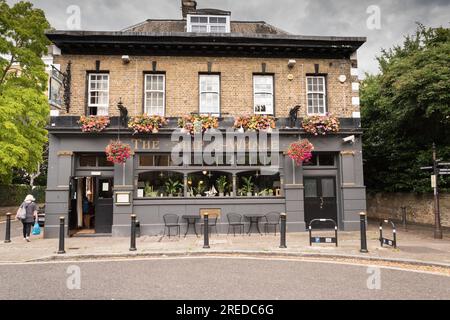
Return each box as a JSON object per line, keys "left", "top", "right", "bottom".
{"left": 44, "top": 0, "right": 366, "bottom": 238}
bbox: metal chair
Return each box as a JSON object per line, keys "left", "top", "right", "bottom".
{"left": 227, "top": 213, "right": 244, "bottom": 236}
{"left": 200, "top": 214, "right": 219, "bottom": 236}
{"left": 264, "top": 212, "right": 280, "bottom": 235}
{"left": 163, "top": 214, "right": 181, "bottom": 238}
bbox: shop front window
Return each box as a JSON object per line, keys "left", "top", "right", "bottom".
{"left": 137, "top": 171, "right": 184, "bottom": 197}
{"left": 237, "top": 171, "right": 281, "bottom": 197}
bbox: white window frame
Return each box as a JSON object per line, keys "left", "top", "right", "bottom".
{"left": 88, "top": 73, "right": 109, "bottom": 116}
{"left": 253, "top": 75, "right": 274, "bottom": 115}
{"left": 187, "top": 14, "right": 230, "bottom": 33}
{"left": 199, "top": 74, "right": 220, "bottom": 115}
{"left": 144, "top": 74, "right": 165, "bottom": 116}
{"left": 306, "top": 76, "right": 327, "bottom": 115}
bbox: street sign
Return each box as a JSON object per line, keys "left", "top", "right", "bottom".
{"left": 420, "top": 166, "right": 433, "bottom": 170}
{"left": 438, "top": 162, "right": 450, "bottom": 166}
{"left": 431, "top": 175, "right": 437, "bottom": 188}
{"left": 439, "top": 172, "right": 450, "bottom": 175}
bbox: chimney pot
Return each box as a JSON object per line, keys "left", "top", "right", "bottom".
{"left": 182, "top": 0, "right": 197, "bottom": 18}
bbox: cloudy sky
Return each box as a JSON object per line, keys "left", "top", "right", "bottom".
{"left": 8, "top": 0, "right": 450, "bottom": 76}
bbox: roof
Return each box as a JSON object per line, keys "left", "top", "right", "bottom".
{"left": 121, "top": 19, "right": 290, "bottom": 35}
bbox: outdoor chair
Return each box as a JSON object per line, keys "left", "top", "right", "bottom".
{"left": 227, "top": 213, "right": 244, "bottom": 236}
{"left": 200, "top": 214, "right": 219, "bottom": 236}
{"left": 264, "top": 212, "right": 280, "bottom": 235}
{"left": 163, "top": 214, "right": 181, "bottom": 238}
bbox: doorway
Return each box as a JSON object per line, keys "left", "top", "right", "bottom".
{"left": 304, "top": 176, "right": 338, "bottom": 229}
{"left": 68, "top": 176, "right": 114, "bottom": 236}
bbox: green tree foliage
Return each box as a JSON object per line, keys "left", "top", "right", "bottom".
{"left": 0, "top": 0, "right": 50, "bottom": 183}
{"left": 361, "top": 24, "right": 450, "bottom": 193}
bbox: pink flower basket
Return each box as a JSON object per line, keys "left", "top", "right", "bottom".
{"left": 105, "top": 140, "right": 132, "bottom": 164}
{"left": 286, "top": 139, "right": 314, "bottom": 166}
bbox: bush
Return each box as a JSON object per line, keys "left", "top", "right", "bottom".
{"left": 0, "top": 185, "right": 46, "bottom": 206}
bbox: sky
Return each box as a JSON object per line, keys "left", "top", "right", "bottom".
{"left": 8, "top": 0, "right": 450, "bottom": 76}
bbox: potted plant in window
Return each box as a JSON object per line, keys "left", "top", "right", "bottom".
{"left": 78, "top": 115, "right": 110, "bottom": 133}
{"left": 193, "top": 181, "right": 206, "bottom": 197}
{"left": 144, "top": 183, "right": 158, "bottom": 198}
{"left": 233, "top": 115, "right": 276, "bottom": 132}
{"left": 164, "top": 178, "right": 182, "bottom": 197}
{"left": 216, "top": 176, "right": 228, "bottom": 197}
{"left": 301, "top": 113, "right": 340, "bottom": 135}
{"left": 241, "top": 176, "right": 254, "bottom": 197}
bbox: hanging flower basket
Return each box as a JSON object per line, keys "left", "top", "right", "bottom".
{"left": 301, "top": 114, "right": 340, "bottom": 135}
{"left": 128, "top": 114, "right": 168, "bottom": 134}
{"left": 177, "top": 114, "right": 219, "bottom": 135}
{"left": 78, "top": 116, "right": 110, "bottom": 133}
{"left": 286, "top": 139, "right": 314, "bottom": 166}
{"left": 233, "top": 115, "right": 276, "bottom": 132}
{"left": 105, "top": 140, "right": 132, "bottom": 164}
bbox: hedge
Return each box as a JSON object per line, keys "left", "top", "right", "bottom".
{"left": 0, "top": 185, "right": 46, "bottom": 207}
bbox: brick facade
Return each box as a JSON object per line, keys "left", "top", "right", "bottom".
{"left": 54, "top": 54, "right": 360, "bottom": 118}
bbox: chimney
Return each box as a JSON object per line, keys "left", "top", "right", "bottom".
{"left": 182, "top": 0, "right": 197, "bottom": 18}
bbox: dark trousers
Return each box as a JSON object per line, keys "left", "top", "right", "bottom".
{"left": 22, "top": 221, "right": 33, "bottom": 238}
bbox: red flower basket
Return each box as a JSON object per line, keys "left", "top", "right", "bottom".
{"left": 105, "top": 140, "right": 132, "bottom": 164}
{"left": 286, "top": 139, "right": 314, "bottom": 166}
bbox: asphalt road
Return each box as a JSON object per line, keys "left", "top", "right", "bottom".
{"left": 0, "top": 257, "right": 448, "bottom": 300}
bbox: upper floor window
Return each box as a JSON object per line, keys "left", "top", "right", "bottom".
{"left": 144, "top": 74, "right": 165, "bottom": 116}
{"left": 306, "top": 76, "right": 326, "bottom": 115}
{"left": 253, "top": 75, "right": 274, "bottom": 115}
{"left": 88, "top": 73, "right": 109, "bottom": 115}
{"left": 187, "top": 15, "right": 230, "bottom": 33}
{"left": 199, "top": 74, "right": 220, "bottom": 115}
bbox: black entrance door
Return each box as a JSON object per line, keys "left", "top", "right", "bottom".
{"left": 95, "top": 177, "right": 114, "bottom": 234}
{"left": 304, "top": 177, "right": 338, "bottom": 229}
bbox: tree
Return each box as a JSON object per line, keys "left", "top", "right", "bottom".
{"left": 0, "top": 0, "right": 50, "bottom": 183}
{"left": 361, "top": 24, "right": 450, "bottom": 193}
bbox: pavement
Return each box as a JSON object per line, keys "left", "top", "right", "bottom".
{"left": 0, "top": 220, "right": 449, "bottom": 274}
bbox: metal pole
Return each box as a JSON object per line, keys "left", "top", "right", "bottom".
{"left": 401, "top": 206, "right": 407, "bottom": 231}
{"left": 203, "top": 213, "right": 210, "bottom": 249}
{"left": 130, "top": 214, "right": 137, "bottom": 251}
{"left": 279, "top": 213, "right": 287, "bottom": 248}
{"left": 432, "top": 143, "right": 443, "bottom": 239}
{"left": 4, "top": 213, "right": 11, "bottom": 243}
{"left": 57, "top": 216, "right": 65, "bottom": 254}
{"left": 359, "top": 212, "right": 368, "bottom": 253}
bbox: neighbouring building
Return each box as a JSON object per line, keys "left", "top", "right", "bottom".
{"left": 44, "top": 0, "right": 366, "bottom": 238}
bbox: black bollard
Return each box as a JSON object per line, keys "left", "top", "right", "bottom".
{"left": 57, "top": 216, "right": 65, "bottom": 254}
{"left": 4, "top": 213, "right": 11, "bottom": 243}
{"left": 359, "top": 212, "right": 368, "bottom": 253}
{"left": 203, "top": 213, "right": 210, "bottom": 249}
{"left": 130, "top": 214, "right": 137, "bottom": 251}
{"left": 279, "top": 213, "right": 287, "bottom": 248}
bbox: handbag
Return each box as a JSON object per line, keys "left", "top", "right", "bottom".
{"left": 16, "top": 204, "right": 26, "bottom": 220}
{"left": 32, "top": 221, "right": 41, "bottom": 235}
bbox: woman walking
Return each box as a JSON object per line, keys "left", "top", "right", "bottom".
{"left": 16, "top": 195, "right": 38, "bottom": 242}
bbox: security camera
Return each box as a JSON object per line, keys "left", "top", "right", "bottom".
{"left": 343, "top": 135, "right": 355, "bottom": 144}
{"left": 121, "top": 55, "right": 130, "bottom": 64}
{"left": 287, "top": 59, "right": 296, "bottom": 69}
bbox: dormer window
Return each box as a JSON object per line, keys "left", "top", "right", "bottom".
{"left": 187, "top": 15, "right": 230, "bottom": 33}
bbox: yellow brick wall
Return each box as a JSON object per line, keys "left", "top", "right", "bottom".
{"left": 54, "top": 55, "right": 360, "bottom": 118}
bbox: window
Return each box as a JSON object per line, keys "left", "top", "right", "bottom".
{"left": 139, "top": 154, "right": 174, "bottom": 167}
{"left": 188, "top": 15, "right": 230, "bottom": 33}
{"left": 144, "top": 74, "right": 165, "bottom": 116}
{"left": 306, "top": 76, "right": 326, "bottom": 115}
{"left": 78, "top": 154, "right": 113, "bottom": 167}
{"left": 199, "top": 74, "right": 220, "bottom": 115}
{"left": 88, "top": 73, "right": 109, "bottom": 115}
{"left": 303, "top": 152, "right": 336, "bottom": 167}
{"left": 253, "top": 75, "right": 274, "bottom": 114}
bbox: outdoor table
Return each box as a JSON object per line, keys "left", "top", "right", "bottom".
{"left": 182, "top": 215, "right": 201, "bottom": 237}
{"left": 243, "top": 214, "right": 264, "bottom": 235}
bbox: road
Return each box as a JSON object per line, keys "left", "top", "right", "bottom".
{"left": 0, "top": 257, "right": 448, "bottom": 300}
